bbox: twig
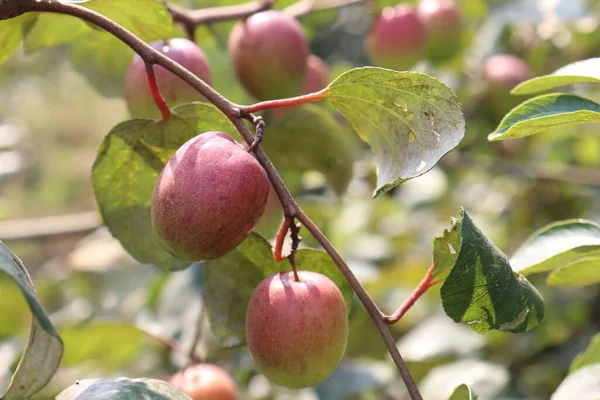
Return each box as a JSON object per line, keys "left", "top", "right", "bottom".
{"left": 145, "top": 62, "right": 172, "bottom": 121}
{"left": 0, "top": 211, "right": 100, "bottom": 241}
{"left": 284, "top": 0, "right": 369, "bottom": 18}
{"left": 383, "top": 263, "right": 436, "bottom": 325}
{"left": 239, "top": 88, "right": 329, "bottom": 114}
{"left": 6, "top": 2, "right": 422, "bottom": 398}
{"left": 273, "top": 217, "right": 290, "bottom": 262}
{"left": 187, "top": 304, "right": 205, "bottom": 366}
{"left": 166, "top": 0, "right": 274, "bottom": 35}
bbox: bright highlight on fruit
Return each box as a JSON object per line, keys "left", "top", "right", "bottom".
{"left": 246, "top": 270, "right": 349, "bottom": 388}
{"left": 151, "top": 131, "right": 270, "bottom": 262}
{"left": 124, "top": 38, "right": 212, "bottom": 118}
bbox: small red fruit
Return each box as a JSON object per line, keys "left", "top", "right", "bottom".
{"left": 365, "top": 4, "right": 427, "bottom": 71}
{"left": 169, "top": 364, "right": 238, "bottom": 400}
{"left": 301, "top": 55, "right": 330, "bottom": 95}
{"left": 482, "top": 54, "right": 533, "bottom": 92}
{"left": 229, "top": 10, "right": 309, "bottom": 100}
{"left": 124, "top": 38, "right": 212, "bottom": 118}
{"left": 151, "top": 131, "right": 270, "bottom": 261}
{"left": 418, "top": 0, "right": 463, "bottom": 63}
{"left": 246, "top": 271, "right": 349, "bottom": 388}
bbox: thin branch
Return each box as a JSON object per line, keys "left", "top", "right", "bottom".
{"left": 383, "top": 263, "right": 436, "bottom": 325}
{"left": 166, "top": 0, "right": 274, "bottom": 32}
{"left": 240, "top": 88, "right": 329, "bottom": 114}
{"left": 8, "top": 2, "right": 422, "bottom": 398}
{"left": 284, "top": 0, "right": 369, "bottom": 18}
{"left": 273, "top": 217, "right": 290, "bottom": 261}
{"left": 295, "top": 209, "right": 422, "bottom": 400}
{"left": 0, "top": 211, "right": 100, "bottom": 241}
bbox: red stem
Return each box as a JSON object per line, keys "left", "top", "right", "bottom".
{"left": 145, "top": 62, "right": 172, "bottom": 121}
{"left": 273, "top": 217, "right": 290, "bottom": 262}
{"left": 240, "top": 88, "right": 329, "bottom": 114}
{"left": 384, "top": 263, "right": 437, "bottom": 324}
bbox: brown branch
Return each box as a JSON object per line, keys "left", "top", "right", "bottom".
{"left": 7, "top": 2, "right": 422, "bottom": 398}
{"left": 0, "top": 212, "right": 100, "bottom": 241}
{"left": 166, "top": 0, "right": 274, "bottom": 34}
{"left": 284, "top": 0, "right": 370, "bottom": 18}
{"left": 383, "top": 263, "right": 436, "bottom": 325}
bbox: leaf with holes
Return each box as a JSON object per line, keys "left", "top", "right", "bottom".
{"left": 512, "top": 58, "right": 600, "bottom": 95}
{"left": 510, "top": 219, "right": 600, "bottom": 286}
{"left": 488, "top": 94, "right": 600, "bottom": 141}
{"left": 322, "top": 67, "right": 465, "bottom": 197}
{"left": 432, "top": 215, "right": 461, "bottom": 282}
{"left": 0, "top": 242, "right": 63, "bottom": 400}
{"left": 91, "top": 103, "right": 236, "bottom": 271}
{"left": 440, "top": 210, "right": 544, "bottom": 334}
{"left": 204, "top": 233, "right": 353, "bottom": 347}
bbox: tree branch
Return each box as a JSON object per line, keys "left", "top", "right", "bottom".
{"left": 8, "top": 1, "right": 422, "bottom": 398}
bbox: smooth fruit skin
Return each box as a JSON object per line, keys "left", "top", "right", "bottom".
{"left": 246, "top": 271, "right": 349, "bottom": 388}
{"left": 301, "top": 55, "right": 330, "bottom": 94}
{"left": 228, "top": 10, "right": 309, "bottom": 100}
{"left": 124, "top": 38, "right": 212, "bottom": 118}
{"left": 169, "top": 364, "right": 238, "bottom": 400}
{"left": 483, "top": 54, "right": 533, "bottom": 92}
{"left": 365, "top": 4, "right": 426, "bottom": 71}
{"left": 418, "top": 0, "right": 462, "bottom": 63}
{"left": 151, "top": 131, "right": 270, "bottom": 261}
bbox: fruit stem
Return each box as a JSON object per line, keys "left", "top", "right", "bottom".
{"left": 145, "top": 62, "right": 173, "bottom": 121}
{"left": 240, "top": 88, "right": 329, "bottom": 114}
{"left": 383, "top": 263, "right": 437, "bottom": 324}
{"left": 187, "top": 303, "right": 206, "bottom": 366}
{"left": 273, "top": 217, "right": 290, "bottom": 262}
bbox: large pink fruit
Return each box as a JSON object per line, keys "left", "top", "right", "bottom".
{"left": 365, "top": 4, "right": 426, "bottom": 71}
{"left": 246, "top": 271, "right": 348, "bottom": 388}
{"left": 169, "top": 364, "right": 238, "bottom": 400}
{"left": 124, "top": 38, "right": 212, "bottom": 118}
{"left": 151, "top": 132, "right": 270, "bottom": 261}
{"left": 229, "top": 10, "right": 309, "bottom": 100}
{"left": 418, "top": 0, "right": 463, "bottom": 63}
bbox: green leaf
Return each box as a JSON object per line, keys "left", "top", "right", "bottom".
{"left": 56, "top": 377, "right": 192, "bottom": 400}
{"left": 440, "top": 210, "right": 545, "bottom": 334}
{"left": 510, "top": 219, "right": 600, "bottom": 285}
{"left": 323, "top": 67, "right": 465, "bottom": 197}
{"left": 91, "top": 102, "right": 236, "bottom": 272}
{"left": 24, "top": 14, "right": 92, "bottom": 54}
{"left": 0, "top": 242, "right": 63, "bottom": 400}
{"left": 512, "top": 58, "right": 600, "bottom": 95}
{"left": 488, "top": 94, "right": 600, "bottom": 141}
{"left": 570, "top": 333, "right": 600, "bottom": 373}
{"left": 550, "top": 364, "right": 600, "bottom": 400}
{"left": 448, "top": 384, "right": 479, "bottom": 400}
{"left": 204, "top": 233, "right": 353, "bottom": 348}
{"left": 432, "top": 215, "right": 461, "bottom": 281}
{"left": 264, "top": 105, "right": 356, "bottom": 195}
{"left": 60, "top": 322, "right": 164, "bottom": 371}
{"left": 68, "top": 31, "right": 133, "bottom": 97}
{"left": 0, "top": 14, "right": 35, "bottom": 66}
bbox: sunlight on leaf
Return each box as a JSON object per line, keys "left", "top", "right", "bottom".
{"left": 512, "top": 58, "right": 600, "bottom": 95}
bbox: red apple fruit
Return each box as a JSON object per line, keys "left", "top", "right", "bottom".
{"left": 246, "top": 270, "right": 348, "bottom": 388}
{"left": 151, "top": 131, "right": 270, "bottom": 261}
{"left": 169, "top": 364, "right": 238, "bottom": 400}
{"left": 365, "top": 4, "right": 427, "bottom": 71}
{"left": 483, "top": 54, "right": 533, "bottom": 92}
{"left": 229, "top": 10, "right": 309, "bottom": 100}
{"left": 124, "top": 38, "right": 212, "bottom": 119}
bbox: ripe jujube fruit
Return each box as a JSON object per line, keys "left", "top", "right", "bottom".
{"left": 229, "top": 10, "right": 309, "bottom": 100}
{"left": 418, "top": 0, "right": 463, "bottom": 63}
{"left": 246, "top": 271, "right": 349, "bottom": 388}
{"left": 151, "top": 131, "right": 270, "bottom": 261}
{"left": 169, "top": 364, "right": 238, "bottom": 400}
{"left": 365, "top": 4, "right": 426, "bottom": 71}
{"left": 124, "top": 38, "right": 212, "bottom": 118}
